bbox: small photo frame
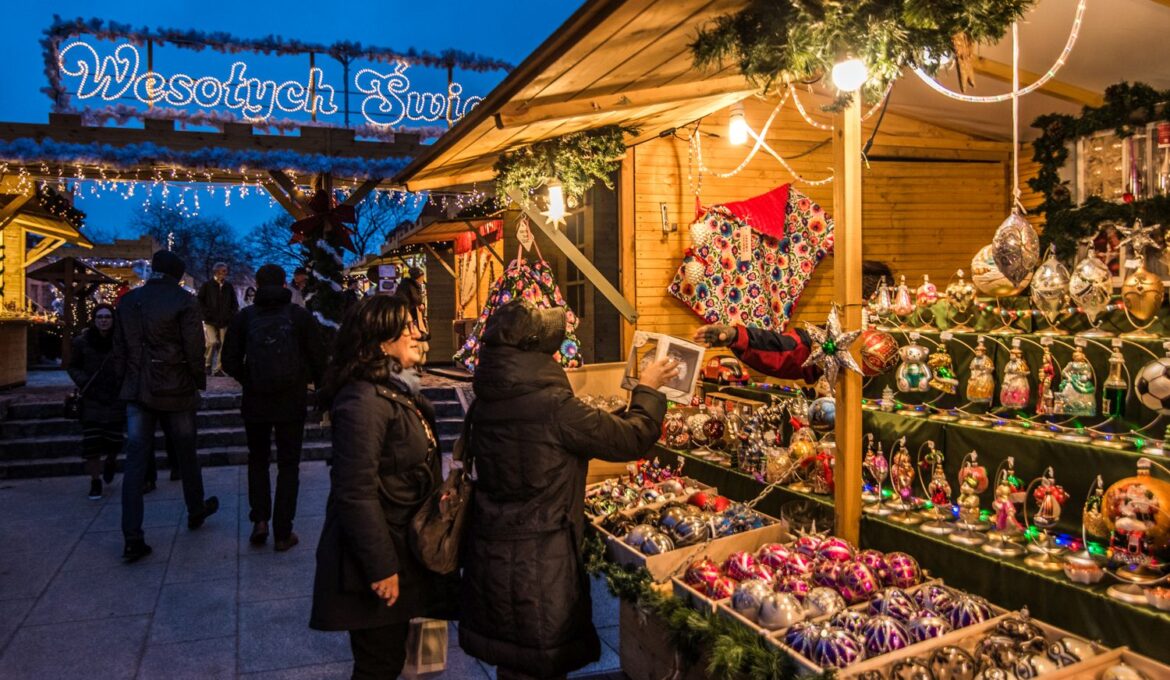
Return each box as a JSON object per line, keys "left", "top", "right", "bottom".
{"left": 621, "top": 331, "right": 705, "bottom": 403}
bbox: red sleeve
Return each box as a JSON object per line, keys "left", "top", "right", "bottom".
{"left": 731, "top": 325, "right": 821, "bottom": 384}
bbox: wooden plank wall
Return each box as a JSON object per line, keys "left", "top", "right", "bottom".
{"left": 628, "top": 93, "right": 1014, "bottom": 338}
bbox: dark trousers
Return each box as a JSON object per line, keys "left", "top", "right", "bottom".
{"left": 244, "top": 419, "right": 305, "bottom": 540}
{"left": 122, "top": 404, "right": 206, "bottom": 541}
{"left": 498, "top": 669, "right": 566, "bottom": 680}
{"left": 348, "top": 622, "right": 410, "bottom": 680}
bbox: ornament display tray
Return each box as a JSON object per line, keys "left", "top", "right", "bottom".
{"left": 598, "top": 507, "right": 787, "bottom": 583}
{"left": 583, "top": 476, "right": 714, "bottom": 520}
{"left": 1044, "top": 647, "right": 1170, "bottom": 679}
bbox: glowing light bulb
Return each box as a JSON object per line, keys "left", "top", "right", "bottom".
{"left": 728, "top": 102, "right": 749, "bottom": 146}
{"left": 543, "top": 180, "right": 566, "bottom": 226}
{"left": 831, "top": 58, "right": 869, "bottom": 92}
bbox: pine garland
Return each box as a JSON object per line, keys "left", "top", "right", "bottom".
{"left": 494, "top": 125, "right": 637, "bottom": 203}
{"left": 583, "top": 530, "right": 834, "bottom": 680}
{"left": 690, "top": 0, "right": 1034, "bottom": 106}
{"left": 1029, "top": 82, "right": 1170, "bottom": 258}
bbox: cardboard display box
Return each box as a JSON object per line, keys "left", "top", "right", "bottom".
{"left": 1045, "top": 647, "right": 1170, "bottom": 679}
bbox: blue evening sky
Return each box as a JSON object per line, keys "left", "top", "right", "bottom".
{"left": 0, "top": 1, "right": 580, "bottom": 240}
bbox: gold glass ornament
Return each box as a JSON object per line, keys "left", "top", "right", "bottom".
{"left": 965, "top": 337, "right": 996, "bottom": 405}
{"left": 1118, "top": 220, "right": 1165, "bottom": 335}
{"left": 972, "top": 244, "right": 1030, "bottom": 297}
{"left": 945, "top": 268, "right": 976, "bottom": 329}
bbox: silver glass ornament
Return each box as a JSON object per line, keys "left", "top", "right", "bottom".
{"left": 758, "top": 592, "right": 806, "bottom": 630}
{"left": 731, "top": 579, "right": 772, "bottom": 622}
{"left": 639, "top": 530, "right": 674, "bottom": 555}
{"left": 992, "top": 211, "right": 1041, "bottom": 286}
{"left": 1069, "top": 248, "right": 1113, "bottom": 325}
{"left": 624, "top": 524, "right": 655, "bottom": 549}
{"left": 804, "top": 587, "right": 846, "bottom": 618}
{"left": 1031, "top": 249, "right": 1071, "bottom": 325}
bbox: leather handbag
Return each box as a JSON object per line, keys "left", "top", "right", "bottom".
{"left": 409, "top": 402, "right": 475, "bottom": 575}
{"left": 64, "top": 354, "right": 109, "bottom": 420}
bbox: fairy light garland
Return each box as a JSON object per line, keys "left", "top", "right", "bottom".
{"left": 787, "top": 81, "right": 894, "bottom": 131}
{"left": 909, "top": 0, "right": 1086, "bottom": 105}
{"left": 972, "top": 298, "right": 1126, "bottom": 320}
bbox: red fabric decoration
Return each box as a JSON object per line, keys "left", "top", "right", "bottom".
{"left": 453, "top": 220, "right": 504, "bottom": 255}
{"left": 719, "top": 184, "right": 792, "bottom": 239}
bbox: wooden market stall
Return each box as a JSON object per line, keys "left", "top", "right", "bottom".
{"left": 392, "top": 0, "right": 1170, "bottom": 674}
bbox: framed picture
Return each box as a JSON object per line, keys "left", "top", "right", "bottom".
{"left": 621, "top": 331, "right": 706, "bottom": 404}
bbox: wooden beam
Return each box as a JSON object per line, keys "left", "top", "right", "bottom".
{"left": 619, "top": 153, "right": 637, "bottom": 357}
{"left": 972, "top": 57, "right": 1104, "bottom": 107}
{"left": 507, "top": 189, "right": 637, "bottom": 323}
{"left": 832, "top": 97, "right": 863, "bottom": 546}
{"left": 0, "top": 193, "right": 34, "bottom": 231}
{"left": 343, "top": 178, "right": 382, "bottom": 208}
{"left": 24, "top": 236, "right": 65, "bottom": 268}
{"left": 422, "top": 243, "right": 457, "bottom": 279}
{"left": 465, "top": 221, "right": 505, "bottom": 266}
{"left": 260, "top": 180, "right": 308, "bottom": 220}
{"left": 494, "top": 76, "right": 754, "bottom": 129}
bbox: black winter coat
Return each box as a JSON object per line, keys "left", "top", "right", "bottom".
{"left": 310, "top": 378, "right": 441, "bottom": 632}
{"left": 459, "top": 346, "right": 667, "bottom": 677}
{"left": 221, "top": 286, "right": 326, "bottom": 423}
{"left": 197, "top": 279, "right": 238, "bottom": 328}
{"left": 67, "top": 328, "right": 125, "bottom": 423}
{"left": 112, "top": 275, "right": 207, "bottom": 412}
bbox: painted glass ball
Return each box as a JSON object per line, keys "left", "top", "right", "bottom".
{"left": 600, "top": 513, "right": 634, "bottom": 538}
{"left": 731, "top": 579, "right": 772, "bottom": 622}
{"left": 793, "top": 534, "right": 823, "bottom": 557}
{"left": 860, "top": 329, "right": 900, "bottom": 376}
{"left": 805, "top": 587, "right": 846, "bottom": 618}
{"left": 783, "top": 621, "right": 823, "bottom": 659}
{"left": 830, "top": 609, "right": 869, "bottom": 635}
{"left": 856, "top": 549, "right": 890, "bottom": 581}
{"left": 782, "top": 553, "right": 814, "bottom": 578}
{"left": 868, "top": 587, "right": 919, "bottom": 622}
{"left": 1012, "top": 654, "right": 1059, "bottom": 679}
{"left": 630, "top": 508, "right": 660, "bottom": 526}
{"left": 1101, "top": 663, "right": 1149, "bottom": 680}
{"left": 639, "top": 530, "right": 674, "bottom": 555}
{"left": 706, "top": 576, "right": 737, "bottom": 600}
{"left": 948, "top": 594, "right": 993, "bottom": 629}
{"left": 816, "top": 536, "right": 855, "bottom": 562}
{"left": 745, "top": 563, "right": 776, "bottom": 583}
{"left": 757, "top": 543, "right": 792, "bottom": 571}
{"left": 658, "top": 506, "right": 688, "bottom": 531}
{"left": 774, "top": 574, "right": 811, "bottom": 601}
{"left": 994, "top": 612, "right": 1044, "bottom": 643}
{"left": 812, "top": 559, "right": 842, "bottom": 588}
{"left": 836, "top": 561, "right": 880, "bottom": 604}
{"left": 883, "top": 552, "right": 922, "bottom": 588}
{"left": 623, "top": 524, "right": 655, "bottom": 549}
{"left": 913, "top": 584, "right": 957, "bottom": 615}
{"left": 669, "top": 514, "right": 711, "bottom": 547}
{"left": 1136, "top": 357, "right": 1170, "bottom": 415}
{"left": 1046, "top": 637, "right": 1097, "bottom": 667}
{"left": 722, "top": 551, "right": 759, "bottom": 581}
{"left": 811, "top": 627, "right": 866, "bottom": 669}
{"left": 908, "top": 613, "right": 952, "bottom": 643}
{"left": 861, "top": 614, "right": 911, "bottom": 657}
{"left": 975, "top": 635, "right": 1020, "bottom": 671}
{"left": 929, "top": 645, "right": 978, "bottom": 680}
{"left": 758, "top": 592, "right": 806, "bottom": 630}
{"left": 658, "top": 478, "right": 685, "bottom": 497}
{"left": 684, "top": 559, "right": 721, "bottom": 588}
{"left": 808, "top": 397, "right": 836, "bottom": 433}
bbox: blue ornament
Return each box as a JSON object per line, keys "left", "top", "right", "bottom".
{"left": 809, "top": 397, "right": 836, "bottom": 433}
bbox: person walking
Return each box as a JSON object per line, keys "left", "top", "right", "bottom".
{"left": 113, "top": 250, "right": 219, "bottom": 563}
{"left": 309, "top": 295, "right": 440, "bottom": 680}
{"left": 222, "top": 264, "right": 326, "bottom": 552}
{"left": 289, "top": 266, "right": 309, "bottom": 307}
{"left": 459, "top": 300, "right": 678, "bottom": 680}
{"left": 66, "top": 303, "right": 124, "bottom": 500}
{"left": 197, "top": 262, "right": 238, "bottom": 377}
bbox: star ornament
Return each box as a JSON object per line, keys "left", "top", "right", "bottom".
{"left": 1117, "top": 219, "right": 1161, "bottom": 258}
{"left": 802, "top": 304, "right": 863, "bottom": 390}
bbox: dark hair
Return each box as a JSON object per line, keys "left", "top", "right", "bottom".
{"left": 293, "top": 267, "right": 309, "bottom": 277}
{"left": 394, "top": 278, "right": 429, "bottom": 340}
{"left": 86, "top": 302, "right": 117, "bottom": 348}
{"left": 320, "top": 295, "right": 413, "bottom": 407}
{"left": 862, "top": 260, "right": 893, "bottom": 299}
{"left": 151, "top": 250, "right": 185, "bottom": 280}
{"left": 89, "top": 303, "right": 116, "bottom": 329}
{"left": 255, "top": 264, "right": 286, "bottom": 288}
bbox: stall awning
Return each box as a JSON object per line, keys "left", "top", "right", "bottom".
{"left": 389, "top": 216, "right": 503, "bottom": 249}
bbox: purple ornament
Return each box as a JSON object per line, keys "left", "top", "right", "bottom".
{"left": 908, "top": 613, "right": 952, "bottom": 643}
{"left": 861, "top": 615, "right": 911, "bottom": 657}
{"left": 812, "top": 559, "right": 843, "bottom": 588}
{"left": 836, "top": 561, "right": 880, "bottom": 604}
{"left": 774, "top": 574, "right": 811, "bottom": 601}
{"left": 722, "top": 551, "right": 758, "bottom": 581}
{"left": 793, "top": 535, "right": 823, "bottom": 558}
{"left": 745, "top": 563, "right": 776, "bottom": 583}
{"left": 811, "top": 626, "right": 866, "bottom": 669}
{"left": 913, "top": 584, "right": 958, "bottom": 615}
{"left": 868, "top": 587, "right": 919, "bottom": 621}
{"left": 829, "top": 609, "right": 869, "bottom": 635}
{"left": 856, "top": 549, "right": 890, "bottom": 581}
{"left": 816, "top": 536, "right": 855, "bottom": 562}
{"left": 947, "top": 594, "right": 993, "bottom": 629}
{"left": 883, "top": 552, "right": 923, "bottom": 588}
{"left": 783, "top": 553, "right": 814, "bottom": 578}
{"left": 757, "top": 543, "right": 792, "bottom": 571}
{"left": 783, "top": 621, "right": 822, "bottom": 659}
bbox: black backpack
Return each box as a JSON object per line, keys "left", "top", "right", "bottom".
{"left": 245, "top": 307, "right": 300, "bottom": 392}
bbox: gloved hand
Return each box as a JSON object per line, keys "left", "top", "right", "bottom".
{"left": 693, "top": 324, "right": 737, "bottom": 348}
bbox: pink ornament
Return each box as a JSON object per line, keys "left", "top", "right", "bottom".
{"left": 722, "top": 551, "right": 759, "bottom": 581}
{"left": 757, "top": 543, "right": 792, "bottom": 571}
{"left": 782, "top": 553, "right": 814, "bottom": 578}
{"left": 816, "top": 537, "right": 855, "bottom": 562}
{"left": 836, "top": 561, "right": 880, "bottom": 604}
{"left": 793, "top": 535, "right": 823, "bottom": 558}
{"left": 883, "top": 552, "right": 923, "bottom": 588}
{"left": 812, "top": 559, "right": 842, "bottom": 588}
{"left": 684, "top": 559, "right": 721, "bottom": 588}
{"left": 774, "top": 574, "right": 811, "bottom": 601}
{"left": 746, "top": 563, "right": 776, "bottom": 583}
{"left": 706, "top": 576, "right": 737, "bottom": 600}
{"left": 856, "top": 550, "right": 890, "bottom": 581}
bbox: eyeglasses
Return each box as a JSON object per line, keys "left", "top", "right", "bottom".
{"left": 95, "top": 314, "right": 113, "bottom": 320}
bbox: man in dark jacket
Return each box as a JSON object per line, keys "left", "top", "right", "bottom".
{"left": 460, "top": 300, "right": 679, "bottom": 680}
{"left": 197, "top": 262, "right": 238, "bottom": 376}
{"left": 222, "top": 263, "right": 326, "bottom": 552}
{"left": 113, "top": 250, "right": 220, "bottom": 562}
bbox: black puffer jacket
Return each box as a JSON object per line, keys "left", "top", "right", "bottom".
{"left": 113, "top": 275, "right": 207, "bottom": 412}
{"left": 310, "top": 378, "right": 441, "bottom": 632}
{"left": 197, "top": 278, "right": 238, "bottom": 328}
{"left": 67, "top": 328, "right": 125, "bottom": 423}
{"left": 459, "top": 346, "right": 667, "bottom": 677}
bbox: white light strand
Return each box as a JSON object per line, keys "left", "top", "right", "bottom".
{"left": 787, "top": 81, "right": 894, "bottom": 131}
{"left": 909, "top": 0, "right": 1086, "bottom": 104}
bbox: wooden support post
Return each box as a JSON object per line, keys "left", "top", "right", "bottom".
{"left": 267, "top": 170, "right": 308, "bottom": 213}
{"left": 24, "top": 236, "right": 65, "bottom": 268}
{"left": 342, "top": 178, "right": 382, "bottom": 208}
{"left": 506, "top": 189, "right": 638, "bottom": 323}
{"left": 832, "top": 96, "right": 864, "bottom": 545}
{"left": 0, "top": 193, "right": 34, "bottom": 231}
{"left": 465, "top": 221, "right": 506, "bottom": 266}
{"left": 422, "top": 243, "right": 457, "bottom": 279}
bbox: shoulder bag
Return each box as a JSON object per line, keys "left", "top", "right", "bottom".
{"left": 409, "top": 401, "right": 476, "bottom": 575}
{"left": 64, "top": 354, "right": 110, "bottom": 420}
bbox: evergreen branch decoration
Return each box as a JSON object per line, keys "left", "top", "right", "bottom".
{"left": 690, "top": 0, "right": 1035, "bottom": 106}
{"left": 1029, "top": 81, "right": 1170, "bottom": 257}
{"left": 494, "top": 125, "right": 638, "bottom": 203}
{"left": 582, "top": 529, "right": 834, "bottom": 680}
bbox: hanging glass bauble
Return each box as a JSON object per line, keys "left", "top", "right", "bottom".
{"left": 945, "top": 269, "right": 976, "bottom": 315}
{"left": 1122, "top": 264, "right": 1165, "bottom": 323}
{"left": 927, "top": 345, "right": 959, "bottom": 394}
{"left": 808, "top": 397, "right": 836, "bottom": 433}
{"left": 874, "top": 278, "right": 893, "bottom": 316}
{"left": 1104, "top": 459, "right": 1170, "bottom": 554}
{"left": 1053, "top": 346, "right": 1096, "bottom": 416}
{"left": 1135, "top": 352, "right": 1170, "bottom": 414}
{"left": 859, "top": 329, "right": 900, "bottom": 376}
{"left": 1069, "top": 250, "right": 1113, "bottom": 324}
{"left": 916, "top": 275, "right": 939, "bottom": 307}
{"left": 1030, "top": 251, "right": 1071, "bottom": 324}
{"left": 892, "top": 275, "right": 915, "bottom": 317}
{"left": 992, "top": 211, "right": 1041, "bottom": 287}
{"left": 972, "top": 244, "right": 1030, "bottom": 297}
{"left": 895, "top": 341, "right": 932, "bottom": 392}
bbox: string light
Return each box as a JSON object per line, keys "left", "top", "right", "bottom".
{"left": 543, "top": 180, "right": 566, "bottom": 226}
{"left": 909, "top": 0, "right": 1086, "bottom": 104}
{"left": 831, "top": 57, "right": 869, "bottom": 92}
{"left": 728, "top": 102, "right": 749, "bottom": 146}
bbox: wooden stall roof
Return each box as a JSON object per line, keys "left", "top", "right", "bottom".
{"left": 391, "top": 215, "right": 502, "bottom": 248}
{"left": 27, "top": 257, "right": 116, "bottom": 285}
{"left": 394, "top": 0, "right": 758, "bottom": 192}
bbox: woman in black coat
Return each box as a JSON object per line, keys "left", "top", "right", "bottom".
{"left": 459, "top": 300, "right": 680, "bottom": 680}
{"left": 67, "top": 303, "right": 125, "bottom": 500}
{"left": 309, "top": 295, "right": 440, "bottom": 680}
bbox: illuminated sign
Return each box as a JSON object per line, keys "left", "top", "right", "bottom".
{"left": 58, "top": 40, "right": 482, "bottom": 128}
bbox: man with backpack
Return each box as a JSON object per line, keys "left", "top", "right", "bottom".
{"left": 223, "top": 264, "right": 326, "bottom": 551}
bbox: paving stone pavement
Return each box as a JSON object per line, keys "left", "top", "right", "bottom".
{"left": 0, "top": 462, "right": 625, "bottom": 679}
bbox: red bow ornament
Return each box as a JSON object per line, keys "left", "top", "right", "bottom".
{"left": 290, "top": 189, "right": 357, "bottom": 253}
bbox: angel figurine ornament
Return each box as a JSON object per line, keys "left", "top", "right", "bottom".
{"left": 983, "top": 457, "right": 1027, "bottom": 557}
{"left": 888, "top": 437, "right": 922, "bottom": 525}
{"left": 1025, "top": 467, "right": 1071, "bottom": 571}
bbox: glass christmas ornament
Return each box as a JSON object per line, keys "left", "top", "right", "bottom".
{"left": 922, "top": 449, "right": 954, "bottom": 535}
{"left": 895, "top": 336, "right": 932, "bottom": 393}
{"left": 859, "top": 328, "right": 900, "bottom": 376}
{"left": 888, "top": 438, "right": 918, "bottom": 524}
{"left": 873, "top": 277, "right": 893, "bottom": 317}
{"left": 972, "top": 243, "right": 1030, "bottom": 297}
{"left": 946, "top": 268, "right": 976, "bottom": 314}
{"left": 837, "top": 561, "right": 880, "bottom": 604}
{"left": 867, "top": 587, "right": 918, "bottom": 621}
{"left": 883, "top": 552, "right": 923, "bottom": 589}
{"left": 1054, "top": 344, "right": 1096, "bottom": 416}
{"left": 863, "top": 440, "right": 890, "bottom": 515}
{"left": 916, "top": 274, "right": 939, "bottom": 307}
{"left": 1069, "top": 245, "right": 1113, "bottom": 328}
{"left": 758, "top": 592, "right": 805, "bottom": 630}
{"left": 802, "top": 305, "right": 863, "bottom": 388}
{"left": 892, "top": 275, "right": 915, "bottom": 317}
{"left": 830, "top": 609, "right": 868, "bottom": 635}
{"left": 808, "top": 396, "right": 836, "bottom": 433}
{"left": 640, "top": 530, "right": 675, "bottom": 555}
{"left": 999, "top": 342, "right": 1031, "bottom": 410}
{"left": 992, "top": 210, "right": 1041, "bottom": 287}
{"left": 1104, "top": 458, "right": 1170, "bottom": 590}
{"left": 1103, "top": 342, "right": 1128, "bottom": 419}
{"left": 1031, "top": 247, "right": 1071, "bottom": 327}
{"left": 927, "top": 345, "right": 958, "bottom": 394}
{"left": 1035, "top": 344, "right": 1058, "bottom": 416}
{"left": 984, "top": 457, "right": 1026, "bottom": 557}
{"left": 946, "top": 594, "right": 993, "bottom": 629}
{"left": 951, "top": 452, "right": 990, "bottom": 545}
{"left": 861, "top": 615, "right": 911, "bottom": 657}
{"left": 913, "top": 584, "right": 957, "bottom": 615}
{"left": 806, "top": 587, "right": 847, "bottom": 618}
{"left": 965, "top": 337, "right": 996, "bottom": 404}
{"left": 879, "top": 386, "right": 896, "bottom": 412}
{"left": 1135, "top": 345, "right": 1170, "bottom": 414}
{"left": 685, "top": 409, "right": 712, "bottom": 448}
{"left": 1118, "top": 219, "right": 1165, "bottom": 329}
{"left": 731, "top": 579, "right": 773, "bottom": 622}
{"left": 1026, "top": 467, "right": 1071, "bottom": 571}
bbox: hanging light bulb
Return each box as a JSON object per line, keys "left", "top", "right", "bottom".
{"left": 728, "top": 102, "right": 749, "bottom": 146}
{"left": 831, "top": 57, "right": 869, "bottom": 92}
{"left": 543, "top": 179, "right": 567, "bottom": 227}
